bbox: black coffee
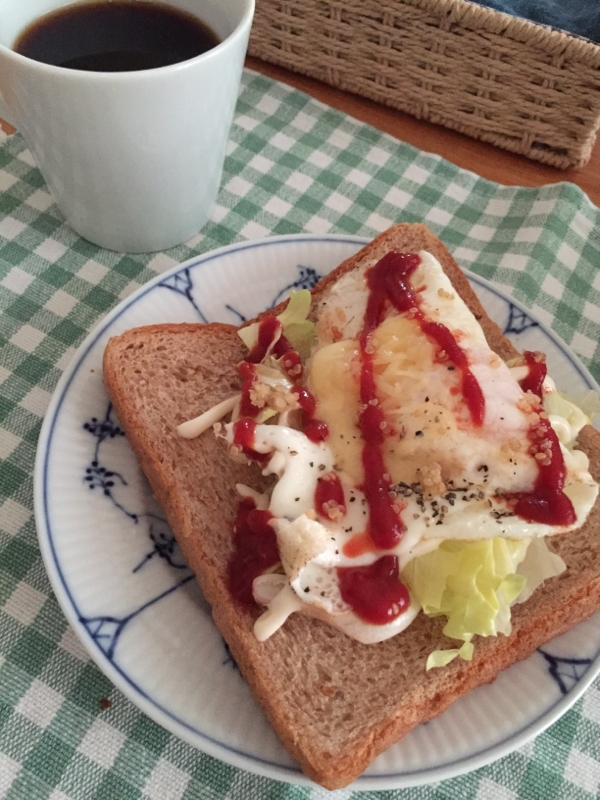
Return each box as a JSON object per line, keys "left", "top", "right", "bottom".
{"left": 13, "top": 0, "right": 220, "bottom": 72}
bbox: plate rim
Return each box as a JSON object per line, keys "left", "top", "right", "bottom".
{"left": 33, "top": 232, "right": 600, "bottom": 790}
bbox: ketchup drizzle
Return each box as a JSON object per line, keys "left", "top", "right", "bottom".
{"left": 357, "top": 251, "right": 485, "bottom": 551}
{"left": 247, "top": 315, "right": 300, "bottom": 363}
{"left": 279, "top": 349, "right": 303, "bottom": 381}
{"left": 238, "top": 361, "right": 261, "bottom": 419}
{"left": 337, "top": 555, "right": 410, "bottom": 624}
{"left": 315, "top": 471, "right": 346, "bottom": 520}
{"left": 337, "top": 251, "right": 488, "bottom": 623}
{"left": 229, "top": 497, "right": 279, "bottom": 605}
{"left": 513, "top": 355, "right": 575, "bottom": 526}
{"left": 519, "top": 351, "right": 546, "bottom": 398}
{"left": 247, "top": 316, "right": 285, "bottom": 363}
{"left": 364, "top": 252, "right": 485, "bottom": 426}
{"left": 292, "top": 385, "right": 329, "bottom": 442}
{"left": 232, "top": 418, "right": 268, "bottom": 465}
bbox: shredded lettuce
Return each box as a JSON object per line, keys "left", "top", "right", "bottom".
{"left": 238, "top": 320, "right": 259, "bottom": 351}
{"left": 276, "top": 289, "right": 312, "bottom": 330}
{"left": 238, "top": 290, "right": 317, "bottom": 360}
{"left": 426, "top": 639, "right": 474, "bottom": 670}
{"left": 402, "top": 538, "right": 529, "bottom": 669}
{"left": 570, "top": 390, "right": 600, "bottom": 422}
{"left": 544, "top": 388, "right": 600, "bottom": 444}
{"left": 513, "top": 537, "right": 566, "bottom": 604}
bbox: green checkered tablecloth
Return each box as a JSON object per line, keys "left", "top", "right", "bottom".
{"left": 2, "top": 68, "right": 600, "bottom": 800}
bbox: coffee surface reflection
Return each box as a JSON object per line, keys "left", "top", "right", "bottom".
{"left": 13, "top": 0, "right": 220, "bottom": 72}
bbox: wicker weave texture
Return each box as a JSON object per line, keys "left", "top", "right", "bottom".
{"left": 248, "top": 0, "right": 600, "bottom": 168}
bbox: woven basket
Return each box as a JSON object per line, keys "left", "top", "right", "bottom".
{"left": 248, "top": 0, "right": 600, "bottom": 169}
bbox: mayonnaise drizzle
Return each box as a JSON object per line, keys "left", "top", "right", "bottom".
{"left": 225, "top": 423, "right": 334, "bottom": 519}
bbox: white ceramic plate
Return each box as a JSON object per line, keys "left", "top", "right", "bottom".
{"left": 34, "top": 234, "right": 600, "bottom": 790}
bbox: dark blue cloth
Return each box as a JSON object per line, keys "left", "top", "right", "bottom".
{"left": 475, "top": 0, "right": 600, "bottom": 43}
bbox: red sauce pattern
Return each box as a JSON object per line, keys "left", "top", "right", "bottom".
{"left": 342, "top": 530, "right": 379, "bottom": 558}
{"left": 337, "top": 555, "right": 410, "bottom": 624}
{"left": 292, "top": 385, "right": 329, "bottom": 442}
{"left": 365, "top": 252, "right": 485, "bottom": 425}
{"left": 339, "top": 251, "right": 487, "bottom": 624}
{"left": 229, "top": 497, "right": 278, "bottom": 605}
{"left": 315, "top": 471, "right": 346, "bottom": 520}
{"left": 238, "top": 361, "right": 260, "bottom": 419}
{"left": 232, "top": 418, "right": 268, "bottom": 465}
{"left": 247, "top": 316, "right": 286, "bottom": 363}
{"left": 357, "top": 251, "right": 485, "bottom": 553}
{"left": 519, "top": 351, "right": 546, "bottom": 398}
{"left": 513, "top": 356, "right": 575, "bottom": 526}
{"left": 246, "top": 315, "right": 301, "bottom": 372}
{"left": 279, "top": 349, "right": 303, "bottom": 381}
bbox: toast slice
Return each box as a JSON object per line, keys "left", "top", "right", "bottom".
{"left": 103, "top": 224, "right": 600, "bottom": 789}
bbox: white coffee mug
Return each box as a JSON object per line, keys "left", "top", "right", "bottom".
{"left": 0, "top": 0, "right": 254, "bottom": 252}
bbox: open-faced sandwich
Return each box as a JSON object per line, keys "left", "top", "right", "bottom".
{"left": 103, "top": 224, "right": 600, "bottom": 789}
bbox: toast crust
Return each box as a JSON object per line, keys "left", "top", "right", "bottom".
{"left": 103, "top": 225, "right": 600, "bottom": 789}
